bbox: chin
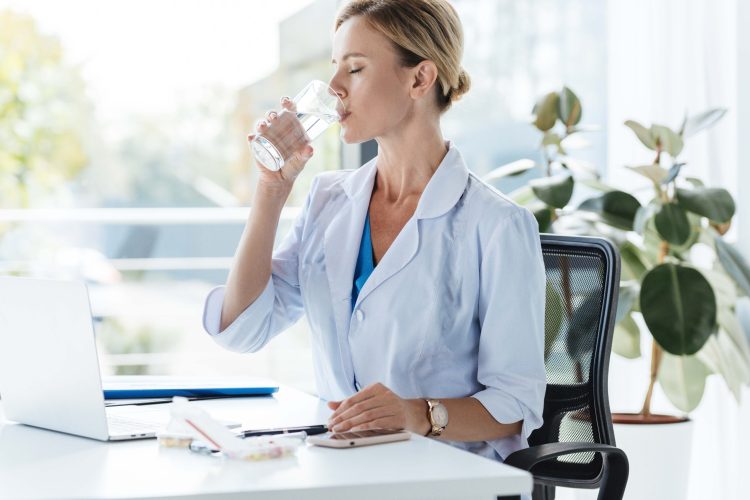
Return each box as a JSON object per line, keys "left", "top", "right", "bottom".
{"left": 340, "top": 128, "right": 370, "bottom": 145}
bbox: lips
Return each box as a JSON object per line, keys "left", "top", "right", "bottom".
{"left": 340, "top": 111, "right": 351, "bottom": 123}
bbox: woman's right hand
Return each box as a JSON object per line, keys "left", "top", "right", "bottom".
{"left": 250, "top": 96, "right": 314, "bottom": 193}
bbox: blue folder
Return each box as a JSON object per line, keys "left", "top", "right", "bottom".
{"left": 102, "top": 375, "right": 279, "bottom": 399}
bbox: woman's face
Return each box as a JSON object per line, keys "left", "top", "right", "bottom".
{"left": 329, "top": 16, "right": 417, "bottom": 144}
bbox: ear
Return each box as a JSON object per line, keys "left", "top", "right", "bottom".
{"left": 409, "top": 60, "right": 439, "bottom": 100}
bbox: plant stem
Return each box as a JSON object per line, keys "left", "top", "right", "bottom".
{"left": 641, "top": 341, "right": 663, "bottom": 417}
{"left": 658, "top": 240, "right": 669, "bottom": 262}
{"left": 640, "top": 239, "right": 670, "bottom": 417}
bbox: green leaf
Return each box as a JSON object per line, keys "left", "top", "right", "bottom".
{"left": 670, "top": 211, "right": 702, "bottom": 255}
{"left": 658, "top": 352, "right": 711, "bottom": 412}
{"left": 663, "top": 162, "right": 685, "bottom": 185}
{"left": 626, "top": 164, "right": 669, "bottom": 185}
{"left": 700, "top": 268, "right": 750, "bottom": 371}
{"left": 530, "top": 174, "right": 574, "bottom": 208}
{"left": 738, "top": 298, "right": 750, "bottom": 345}
{"left": 718, "top": 305, "right": 750, "bottom": 369}
{"left": 533, "top": 92, "right": 560, "bottom": 131}
{"left": 698, "top": 331, "right": 749, "bottom": 401}
{"left": 483, "top": 159, "right": 536, "bottom": 182}
{"left": 557, "top": 86, "right": 582, "bottom": 128}
{"left": 509, "top": 185, "right": 536, "bottom": 205}
{"left": 654, "top": 203, "right": 691, "bottom": 245}
{"left": 684, "top": 177, "right": 705, "bottom": 188}
{"left": 625, "top": 120, "right": 657, "bottom": 150}
{"left": 613, "top": 313, "right": 641, "bottom": 359}
{"left": 545, "top": 282, "right": 564, "bottom": 360}
{"left": 675, "top": 187, "right": 735, "bottom": 223}
{"left": 578, "top": 178, "right": 616, "bottom": 192}
{"left": 558, "top": 156, "right": 598, "bottom": 178}
{"left": 640, "top": 263, "right": 717, "bottom": 355}
{"left": 642, "top": 218, "right": 663, "bottom": 267}
{"left": 542, "top": 131, "right": 565, "bottom": 155}
{"left": 633, "top": 201, "right": 661, "bottom": 235}
{"left": 681, "top": 108, "right": 727, "bottom": 138}
{"left": 532, "top": 206, "right": 553, "bottom": 232}
{"left": 620, "top": 241, "right": 649, "bottom": 281}
{"left": 542, "top": 131, "right": 562, "bottom": 147}
{"left": 714, "top": 236, "right": 750, "bottom": 297}
{"left": 578, "top": 191, "right": 641, "bottom": 230}
{"left": 616, "top": 283, "right": 639, "bottom": 322}
{"left": 651, "top": 124, "right": 684, "bottom": 157}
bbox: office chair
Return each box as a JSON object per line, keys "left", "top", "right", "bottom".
{"left": 504, "top": 234, "right": 629, "bottom": 500}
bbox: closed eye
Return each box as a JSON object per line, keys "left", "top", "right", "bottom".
{"left": 349, "top": 68, "right": 362, "bottom": 74}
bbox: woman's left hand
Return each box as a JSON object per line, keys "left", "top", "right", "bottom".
{"left": 327, "top": 383, "right": 429, "bottom": 434}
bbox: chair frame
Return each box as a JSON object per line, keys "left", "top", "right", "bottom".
{"left": 503, "top": 234, "right": 629, "bottom": 500}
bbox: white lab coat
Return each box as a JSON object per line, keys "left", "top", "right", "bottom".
{"left": 203, "top": 143, "right": 546, "bottom": 461}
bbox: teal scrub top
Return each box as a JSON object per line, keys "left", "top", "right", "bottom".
{"left": 351, "top": 212, "right": 375, "bottom": 311}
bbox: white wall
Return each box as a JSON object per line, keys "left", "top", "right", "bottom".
{"left": 602, "top": 1, "right": 748, "bottom": 499}
{"left": 738, "top": 0, "right": 750, "bottom": 257}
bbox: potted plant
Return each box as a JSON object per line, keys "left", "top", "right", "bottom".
{"left": 485, "top": 90, "right": 750, "bottom": 499}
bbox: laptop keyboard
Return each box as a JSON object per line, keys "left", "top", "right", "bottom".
{"left": 108, "top": 414, "right": 163, "bottom": 435}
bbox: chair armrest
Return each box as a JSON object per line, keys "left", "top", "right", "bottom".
{"left": 505, "top": 442, "right": 628, "bottom": 500}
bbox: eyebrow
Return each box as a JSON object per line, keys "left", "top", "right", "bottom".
{"left": 331, "top": 52, "right": 368, "bottom": 64}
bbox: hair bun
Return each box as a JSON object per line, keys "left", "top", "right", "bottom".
{"left": 449, "top": 69, "right": 471, "bottom": 102}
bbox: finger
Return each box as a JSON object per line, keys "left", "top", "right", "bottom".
{"left": 280, "top": 96, "right": 297, "bottom": 112}
{"left": 247, "top": 133, "right": 256, "bottom": 142}
{"left": 329, "top": 390, "right": 379, "bottom": 421}
{"left": 350, "top": 417, "right": 403, "bottom": 432}
{"left": 327, "top": 401, "right": 341, "bottom": 410}
{"left": 332, "top": 407, "right": 395, "bottom": 432}
{"left": 254, "top": 118, "right": 268, "bottom": 133}
{"left": 293, "top": 144, "right": 314, "bottom": 162}
{"left": 265, "top": 110, "right": 278, "bottom": 121}
{"left": 329, "top": 383, "right": 386, "bottom": 419}
{"left": 329, "top": 397, "right": 388, "bottom": 427}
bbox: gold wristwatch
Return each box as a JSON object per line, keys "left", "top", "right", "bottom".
{"left": 426, "top": 399, "right": 448, "bottom": 437}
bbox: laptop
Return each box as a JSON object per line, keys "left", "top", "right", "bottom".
{"left": 0, "top": 276, "right": 217, "bottom": 441}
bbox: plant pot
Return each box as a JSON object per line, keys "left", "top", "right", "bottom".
{"left": 612, "top": 413, "right": 694, "bottom": 500}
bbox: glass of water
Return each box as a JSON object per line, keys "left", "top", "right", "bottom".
{"left": 251, "top": 80, "right": 344, "bottom": 171}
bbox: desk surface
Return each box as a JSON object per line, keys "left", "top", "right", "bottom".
{"left": 0, "top": 385, "right": 531, "bottom": 500}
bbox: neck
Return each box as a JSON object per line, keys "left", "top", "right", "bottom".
{"left": 373, "top": 121, "right": 448, "bottom": 205}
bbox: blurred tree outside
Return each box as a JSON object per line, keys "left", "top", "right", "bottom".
{"left": 97, "top": 317, "right": 180, "bottom": 375}
{"left": 0, "top": 10, "right": 91, "bottom": 211}
{"left": 79, "top": 85, "right": 239, "bottom": 208}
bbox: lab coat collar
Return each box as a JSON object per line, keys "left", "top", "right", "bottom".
{"left": 333, "top": 140, "right": 470, "bottom": 314}
{"left": 323, "top": 141, "right": 470, "bottom": 390}
{"left": 340, "top": 141, "right": 470, "bottom": 220}
{"left": 414, "top": 143, "right": 470, "bottom": 219}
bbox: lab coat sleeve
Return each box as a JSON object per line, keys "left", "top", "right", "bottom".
{"left": 471, "top": 207, "right": 546, "bottom": 442}
{"left": 201, "top": 180, "right": 315, "bottom": 353}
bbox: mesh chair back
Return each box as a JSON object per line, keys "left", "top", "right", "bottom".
{"left": 529, "top": 235, "right": 620, "bottom": 483}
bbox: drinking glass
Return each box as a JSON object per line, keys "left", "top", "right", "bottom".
{"left": 250, "top": 80, "right": 344, "bottom": 171}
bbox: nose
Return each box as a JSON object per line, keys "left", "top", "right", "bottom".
{"left": 328, "top": 74, "right": 347, "bottom": 102}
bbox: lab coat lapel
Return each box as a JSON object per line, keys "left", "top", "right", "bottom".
{"left": 352, "top": 144, "right": 470, "bottom": 310}
{"left": 353, "top": 217, "right": 419, "bottom": 310}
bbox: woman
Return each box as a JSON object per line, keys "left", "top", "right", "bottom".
{"left": 203, "top": 0, "right": 546, "bottom": 462}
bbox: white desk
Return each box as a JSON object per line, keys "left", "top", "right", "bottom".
{"left": 0, "top": 386, "right": 531, "bottom": 499}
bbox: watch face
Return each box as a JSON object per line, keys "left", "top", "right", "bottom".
{"left": 432, "top": 403, "right": 449, "bottom": 427}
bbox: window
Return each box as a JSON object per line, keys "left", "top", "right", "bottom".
{"left": 0, "top": 0, "right": 329, "bottom": 394}
{"left": 0, "top": 0, "right": 607, "bottom": 396}
{"left": 446, "top": 0, "right": 607, "bottom": 195}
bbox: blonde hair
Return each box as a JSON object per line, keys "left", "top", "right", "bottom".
{"left": 335, "top": 0, "right": 471, "bottom": 112}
